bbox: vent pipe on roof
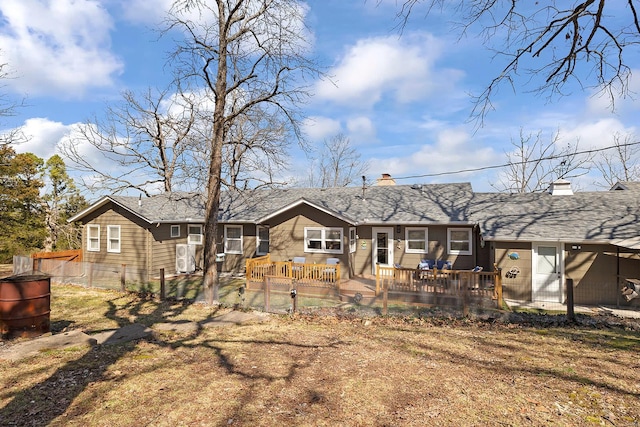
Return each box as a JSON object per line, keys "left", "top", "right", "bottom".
{"left": 138, "top": 194, "right": 142, "bottom": 206}
{"left": 548, "top": 179, "right": 573, "bottom": 195}
{"left": 361, "top": 176, "right": 366, "bottom": 200}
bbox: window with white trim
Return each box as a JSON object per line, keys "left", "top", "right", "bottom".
{"left": 87, "top": 224, "right": 100, "bottom": 252}
{"left": 224, "top": 225, "right": 243, "bottom": 254}
{"left": 107, "top": 225, "right": 121, "bottom": 253}
{"left": 448, "top": 228, "right": 472, "bottom": 255}
{"left": 349, "top": 227, "right": 357, "bottom": 253}
{"left": 405, "top": 227, "right": 428, "bottom": 253}
{"left": 304, "top": 227, "right": 343, "bottom": 254}
{"left": 256, "top": 225, "right": 269, "bottom": 255}
{"left": 171, "top": 225, "right": 180, "bottom": 238}
{"left": 188, "top": 224, "right": 203, "bottom": 245}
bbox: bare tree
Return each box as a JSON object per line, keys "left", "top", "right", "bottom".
{"left": 167, "top": 0, "right": 321, "bottom": 303}
{"left": 395, "top": 1, "right": 640, "bottom": 123}
{"left": 61, "top": 86, "right": 200, "bottom": 196}
{"left": 593, "top": 132, "right": 640, "bottom": 188}
{"left": 42, "top": 155, "right": 87, "bottom": 252}
{"left": 188, "top": 100, "right": 292, "bottom": 191}
{"left": 491, "top": 129, "right": 594, "bottom": 193}
{"left": 307, "top": 134, "right": 370, "bottom": 188}
{"left": 0, "top": 60, "right": 27, "bottom": 146}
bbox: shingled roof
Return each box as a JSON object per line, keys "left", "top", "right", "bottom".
{"left": 70, "top": 181, "right": 640, "bottom": 245}
{"left": 470, "top": 189, "right": 640, "bottom": 243}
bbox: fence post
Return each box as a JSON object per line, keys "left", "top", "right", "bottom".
{"left": 120, "top": 264, "right": 126, "bottom": 292}
{"left": 160, "top": 268, "right": 165, "bottom": 301}
{"left": 88, "top": 262, "right": 93, "bottom": 287}
{"left": 264, "top": 276, "right": 270, "bottom": 312}
{"left": 382, "top": 280, "right": 388, "bottom": 316}
{"left": 462, "top": 272, "right": 470, "bottom": 317}
{"left": 495, "top": 268, "right": 503, "bottom": 309}
{"left": 566, "top": 278, "right": 575, "bottom": 323}
{"left": 375, "top": 263, "right": 380, "bottom": 296}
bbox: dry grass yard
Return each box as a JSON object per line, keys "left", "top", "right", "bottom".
{"left": 1, "top": 284, "right": 640, "bottom": 426}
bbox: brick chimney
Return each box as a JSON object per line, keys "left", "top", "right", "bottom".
{"left": 376, "top": 173, "right": 396, "bottom": 186}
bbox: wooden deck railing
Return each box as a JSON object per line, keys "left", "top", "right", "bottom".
{"left": 376, "top": 264, "right": 503, "bottom": 308}
{"left": 245, "top": 255, "right": 341, "bottom": 287}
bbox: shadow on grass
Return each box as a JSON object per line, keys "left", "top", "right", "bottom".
{"left": 0, "top": 287, "right": 221, "bottom": 425}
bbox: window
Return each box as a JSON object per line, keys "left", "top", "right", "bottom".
{"left": 171, "top": 225, "right": 180, "bottom": 238}
{"left": 107, "top": 225, "right": 121, "bottom": 253}
{"left": 188, "top": 224, "right": 203, "bottom": 245}
{"left": 87, "top": 224, "right": 100, "bottom": 252}
{"left": 304, "top": 227, "right": 343, "bottom": 254}
{"left": 405, "top": 228, "right": 428, "bottom": 253}
{"left": 448, "top": 228, "right": 472, "bottom": 255}
{"left": 256, "top": 225, "right": 269, "bottom": 255}
{"left": 349, "top": 227, "right": 357, "bottom": 253}
{"left": 225, "top": 225, "right": 243, "bottom": 254}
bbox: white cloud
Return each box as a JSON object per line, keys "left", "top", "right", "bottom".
{"left": 117, "top": 0, "right": 174, "bottom": 25}
{"left": 315, "top": 33, "right": 464, "bottom": 108}
{"left": 14, "top": 118, "right": 71, "bottom": 159}
{"left": 367, "top": 127, "right": 496, "bottom": 187}
{"left": 346, "top": 116, "right": 376, "bottom": 143}
{"left": 302, "top": 116, "right": 342, "bottom": 141}
{"left": 560, "top": 118, "right": 636, "bottom": 149}
{"left": 0, "top": 0, "right": 123, "bottom": 98}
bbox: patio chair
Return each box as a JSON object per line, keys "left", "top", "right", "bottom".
{"left": 417, "top": 259, "right": 433, "bottom": 280}
{"left": 322, "top": 258, "right": 340, "bottom": 281}
{"left": 436, "top": 260, "right": 452, "bottom": 270}
{"left": 291, "top": 257, "right": 305, "bottom": 275}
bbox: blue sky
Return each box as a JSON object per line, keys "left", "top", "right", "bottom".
{"left": 1, "top": 0, "right": 639, "bottom": 194}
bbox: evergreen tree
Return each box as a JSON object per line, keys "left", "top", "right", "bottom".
{"left": 0, "top": 146, "right": 45, "bottom": 262}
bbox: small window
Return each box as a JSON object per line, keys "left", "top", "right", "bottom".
{"left": 349, "top": 227, "right": 356, "bottom": 253}
{"left": 188, "top": 224, "right": 203, "bottom": 245}
{"left": 107, "top": 225, "right": 121, "bottom": 253}
{"left": 87, "top": 224, "right": 100, "bottom": 252}
{"left": 448, "top": 228, "right": 472, "bottom": 255}
{"left": 224, "top": 225, "right": 243, "bottom": 254}
{"left": 304, "top": 227, "right": 343, "bottom": 254}
{"left": 171, "top": 225, "right": 180, "bottom": 238}
{"left": 256, "top": 225, "right": 269, "bottom": 255}
{"left": 405, "top": 228, "right": 428, "bottom": 253}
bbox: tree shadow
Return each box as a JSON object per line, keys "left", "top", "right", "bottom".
{"left": 0, "top": 292, "right": 217, "bottom": 425}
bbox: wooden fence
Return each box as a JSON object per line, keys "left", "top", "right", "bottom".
{"left": 376, "top": 264, "right": 503, "bottom": 312}
{"left": 32, "top": 249, "right": 82, "bottom": 262}
{"left": 245, "top": 254, "right": 341, "bottom": 288}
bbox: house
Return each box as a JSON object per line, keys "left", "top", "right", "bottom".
{"left": 68, "top": 178, "right": 640, "bottom": 307}
{"left": 470, "top": 180, "right": 640, "bottom": 306}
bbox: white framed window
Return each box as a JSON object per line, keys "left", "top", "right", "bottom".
{"left": 256, "top": 225, "right": 269, "bottom": 255}
{"left": 87, "top": 224, "right": 100, "bottom": 252}
{"left": 188, "top": 224, "right": 203, "bottom": 245}
{"left": 349, "top": 227, "right": 357, "bottom": 253}
{"left": 304, "top": 227, "right": 343, "bottom": 254}
{"left": 171, "top": 225, "right": 180, "bottom": 238}
{"left": 405, "top": 227, "right": 428, "bottom": 253}
{"left": 224, "top": 225, "right": 243, "bottom": 254}
{"left": 107, "top": 225, "right": 121, "bottom": 253}
{"left": 448, "top": 228, "right": 472, "bottom": 255}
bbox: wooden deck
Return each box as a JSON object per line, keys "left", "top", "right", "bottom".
{"left": 245, "top": 256, "right": 503, "bottom": 309}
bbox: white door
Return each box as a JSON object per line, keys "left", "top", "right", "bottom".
{"left": 532, "top": 243, "right": 563, "bottom": 302}
{"left": 372, "top": 227, "right": 394, "bottom": 274}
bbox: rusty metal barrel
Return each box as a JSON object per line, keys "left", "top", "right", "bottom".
{"left": 0, "top": 274, "right": 51, "bottom": 338}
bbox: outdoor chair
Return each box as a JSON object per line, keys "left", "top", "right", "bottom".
{"left": 322, "top": 258, "right": 339, "bottom": 281}
{"left": 291, "top": 257, "right": 305, "bottom": 275}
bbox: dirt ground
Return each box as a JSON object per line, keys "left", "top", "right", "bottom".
{"left": 1, "top": 284, "right": 639, "bottom": 426}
